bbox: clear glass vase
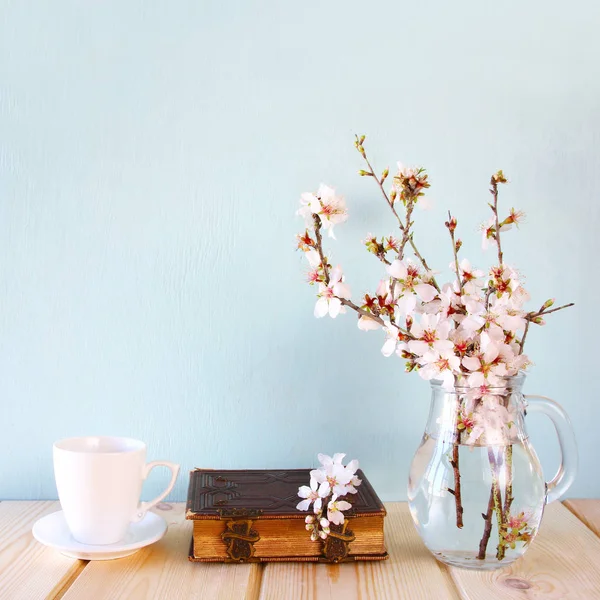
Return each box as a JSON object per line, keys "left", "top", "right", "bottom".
{"left": 407, "top": 373, "right": 577, "bottom": 570}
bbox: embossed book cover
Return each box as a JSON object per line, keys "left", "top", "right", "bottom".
{"left": 186, "top": 468, "right": 387, "bottom": 563}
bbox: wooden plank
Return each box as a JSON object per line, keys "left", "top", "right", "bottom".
{"left": 0, "top": 501, "right": 88, "bottom": 600}
{"left": 61, "top": 503, "right": 263, "bottom": 600}
{"left": 564, "top": 499, "right": 600, "bottom": 537}
{"left": 449, "top": 502, "right": 600, "bottom": 599}
{"left": 259, "top": 502, "right": 461, "bottom": 600}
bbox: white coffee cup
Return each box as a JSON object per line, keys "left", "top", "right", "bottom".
{"left": 53, "top": 436, "right": 180, "bottom": 545}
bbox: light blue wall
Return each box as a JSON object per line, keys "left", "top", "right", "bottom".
{"left": 1, "top": 1, "right": 598, "bottom": 502}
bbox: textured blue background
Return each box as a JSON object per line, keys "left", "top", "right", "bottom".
{"left": 1, "top": 0, "right": 598, "bottom": 501}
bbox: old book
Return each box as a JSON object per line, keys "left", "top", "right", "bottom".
{"left": 186, "top": 468, "right": 387, "bottom": 563}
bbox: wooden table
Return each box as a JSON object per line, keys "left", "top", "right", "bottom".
{"left": 1, "top": 500, "right": 599, "bottom": 599}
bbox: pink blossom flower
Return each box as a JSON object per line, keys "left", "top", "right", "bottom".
{"left": 311, "top": 184, "right": 348, "bottom": 239}
{"left": 506, "top": 512, "right": 528, "bottom": 529}
{"left": 296, "top": 477, "right": 330, "bottom": 512}
{"left": 357, "top": 315, "right": 381, "bottom": 331}
{"left": 387, "top": 260, "right": 437, "bottom": 315}
{"left": 408, "top": 314, "right": 454, "bottom": 356}
{"left": 418, "top": 350, "right": 461, "bottom": 389}
{"left": 480, "top": 218, "right": 512, "bottom": 251}
{"left": 312, "top": 453, "right": 357, "bottom": 497}
{"left": 297, "top": 192, "right": 317, "bottom": 226}
{"left": 314, "top": 266, "right": 351, "bottom": 318}
{"left": 381, "top": 323, "right": 406, "bottom": 357}
{"left": 327, "top": 495, "right": 353, "bottom": 525}
{"left": 304, "top": 248, "right": 321, "bottom": 268}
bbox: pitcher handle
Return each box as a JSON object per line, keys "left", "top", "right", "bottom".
{"left": 524, "top": 395, "right": 578, "bottom": 504}
{"left": 134, "top": 461, "right": 180, "bottom": 521}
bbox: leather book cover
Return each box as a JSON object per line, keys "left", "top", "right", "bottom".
{"left": 186, "top": 468, "right": 386, "bottom": 520}
{"left": 186, "top": 468, "right": 387, "bottom": 563}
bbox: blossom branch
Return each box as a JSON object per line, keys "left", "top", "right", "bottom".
{"left": 313, "top": 213, "right": 409, "bottom": 335}
{"left": 518, "top": 320, "right": 531, "bottom": 355}
{"left": 445, "top": 212, "right": 463, "bottom": 294}
{"left": 520, "top": 301, "right": 574, "bottom": 353}
{"left": 449, "top": 443, "right": 464, "bottom": 528}
{"left": 363, "top": 235, "right": 392, "bottom": 266}
{"left": 489, "top": 172, "right": 505, "bottom": 266}
{"left": 355, "top": 135, "right": 440, "bottom": 292}
{"left": 313, "top": 214, "right": 330, "bottom": 285}
{"left": 340, "top": 298, "right": 385, "bottom": 326}
{"left": 477, "top": 487, "right": 495, "bottom": 560}
{"left": 527, "top": 302, "right": 575, "bottom": 321}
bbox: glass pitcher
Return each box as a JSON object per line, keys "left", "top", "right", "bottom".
{"left": 407, "top": 373, "right": 577, "bottom": 570}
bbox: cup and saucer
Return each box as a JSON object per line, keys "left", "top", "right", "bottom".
{"left": 33, "top": 436, "right": 180, "bottom": 561}
{"left": 33, "top": 510, "right": 167, "bottom": 560}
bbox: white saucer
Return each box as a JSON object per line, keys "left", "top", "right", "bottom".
{"left": 32, "top": 510, "right": 167, "bottom": 560}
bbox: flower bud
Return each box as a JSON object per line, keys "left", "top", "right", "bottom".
{"left": 390, "top": 189, "right": 397, "bottom": 204}
{"left": 543, "top": 298, "right": 555, "bottom": 309}
{"left": 445, "top": 216, "right": 457, "bottom": 233}
{"left": 455, "top": 239, "right": 463, "bottom": 252}
{"left": 533, "top": 316, "right": 545, "bottom": 325}
{"left": 305, "top": 515, "right": 315, "bottom": 524}
{"left": 492, "top": 170, "right": 507, "bottom": 184}
{"left": 359, "top": 169, "right": 371, "bottom": 177}
{"left": 381, "top": 168, "right": 389, "bottom": 182}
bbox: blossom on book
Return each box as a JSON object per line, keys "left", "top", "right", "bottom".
{"left": 327, "top": 495, "right": 353, "bottom": 525}
{"left": 298, "top": 453, "right": 361, "bottom": 542}
{"left": 296, "top": 476, "right": 330, "bottom": 513}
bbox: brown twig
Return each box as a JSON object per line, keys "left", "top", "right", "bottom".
{"left": 339, "top": 298, "right": 384, "bottom": 326}
{"left": 490, "top": 178, "right": 504, "bottom": 266}
{"left": 446, "top": 211, "right": 463, "bottom": 294}
{"left": 398, "top": 201, "right": 416, "bottom": 261}
{"left": 486, "top": 448, "right": 507, "bottom": 560}
{"left": 484, "top": 286, "right": 496, "bottom": 309}
{"left": 503, "top": 445, "right": 514, "bottom": 518}
{"left": 477, "top": 487, "right": 496, "bottom": 560}
{"left": 313, "top": 215, "right": 330, "bottom": 285}
{"left": 449, "top": 442, "right": 464, "bottom": 528}
{"left": 518, "top": 319, "right": 530, "bottom": 355}
{"left": 526, "top": 302, "right": 575, "bottom": 320}
{"left": 448, "top": 393, "right": 464, "bottom": 529}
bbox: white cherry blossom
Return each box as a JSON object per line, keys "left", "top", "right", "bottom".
{"left": 327, "top": 495, "right": 353, "bottom": 525}
{"left": 418, "top": 350, "right": 461, "bottom": 389}
{"left": 461, "top": 336, "right": 510, "bottom": 387}
{"left": 311, "top": 184, "right": 348, "bottom": 239}
{"left": 381, "top": 322, "right": 406, "bottom": 357}
{"left": 312, "top": 453, "right": 356, "bottom": 497}
{"left": 358, "top": 315, "right": 382, "bottom": 331}
{"left": 297, "top": 192, "right": 317, "bottom": 226}
{"left": 304, "top": 248, "right": 321, "bottom": 268}
{"left": 386, "top": 260, "right": 437, "bottom": 315}
{"left": 314, "top": 266, "right": 351, "bottom": 318}
{"left": 296, "top": 477, "right": 330, "bottom": 512}
{"left": 408, "top": 314, "right": 454, "bottom": 356}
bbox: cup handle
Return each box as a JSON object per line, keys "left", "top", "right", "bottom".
{"left": 524, "top": 394, "right": 578, "bottom": 504}
{"left": 133, "top": 461, "right": 180, "bottom": 521}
